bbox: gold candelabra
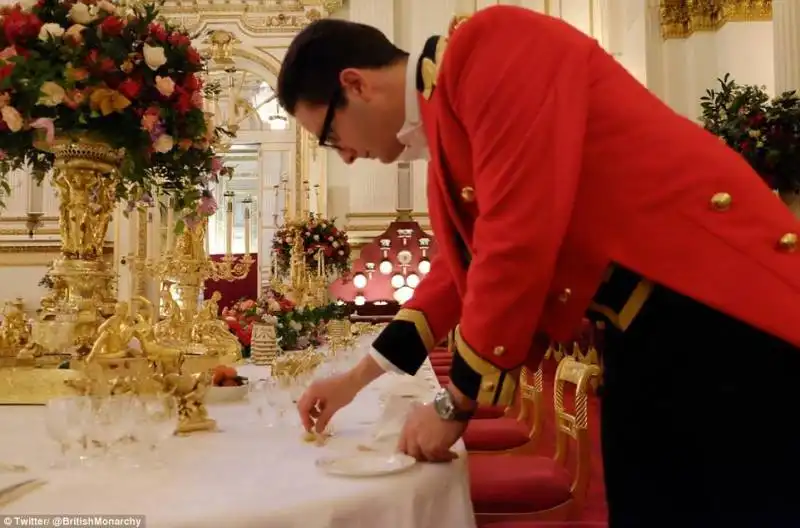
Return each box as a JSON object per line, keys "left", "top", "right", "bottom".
{"left": 269, "top": 176, "right": 329, "bottom": 308}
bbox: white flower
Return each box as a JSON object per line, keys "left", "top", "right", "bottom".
{"left": 143, "top": 44, "right": 167, "bottom": 71}
{"left": 153, "top": 134, "right": 174, "bottom": 153}
{"left": 290, "top": 321, "right": 302, "bottom": 331}
{"left": 68, "top": 3, "right": 97, "bottom": 25}
{"left": 332, "top": 241, "right": 339, "bottom": 248}
{"left": 313, "top": 234, "right": 320, "bottom": 241}
{"left": 38, "top": 23, "right": 65, "bottom": 42}
{"left": 97, "top": 0, "right": 117, "bottom": 13}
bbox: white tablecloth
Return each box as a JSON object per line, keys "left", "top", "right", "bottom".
{"left": 0, "top": 337, "right": 476, "bottom": 528}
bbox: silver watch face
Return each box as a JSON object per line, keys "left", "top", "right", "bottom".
{"left": 433, "top": 389, "right": 455, "bottom": 419}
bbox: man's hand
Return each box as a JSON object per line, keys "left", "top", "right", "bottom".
{"left": 397, "top": 403, "right": 468, "bottom": 462}
{"left": 297, "top": 354, "right": 387, "bottom": 433}
{"left": 297, "top": 373, "right": 360, "bottom": 433}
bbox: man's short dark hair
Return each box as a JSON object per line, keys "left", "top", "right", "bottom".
{"left": 277, "top": 19, "right": 408, "bottom": 115}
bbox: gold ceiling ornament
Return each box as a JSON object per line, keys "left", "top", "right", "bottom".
{"left": 660, "top": 0, "right": 772, "bottom": 40}
{"left": 160, "top": 0, "right": 345, "bottom": 34}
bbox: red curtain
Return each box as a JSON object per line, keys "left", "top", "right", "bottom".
{"left": 203, "top": 254, "right": 259, "bottom": 313}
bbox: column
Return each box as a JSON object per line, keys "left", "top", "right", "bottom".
{"left": 398, "top": 0, "right": 471, "bottom": 221}
{"left": 773, "top": 0, "right": 800, "bottom": 94}
{"left": 258, "top": 144, "right": 284, "bottom": 286}
{"left": 342, "top": 0, "right": 398, "bottom": 217}
{"left": 112, "top": 204, "right": 136, "bottom": 303}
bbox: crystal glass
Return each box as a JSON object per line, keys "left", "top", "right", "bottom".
{"left": 132, "top": 394, "right": 178, "bottom": 467}
{"left": 44, "top": 396, "right": 91, "bottom": 468}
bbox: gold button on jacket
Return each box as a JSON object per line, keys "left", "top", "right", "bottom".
{"left": 778, "top": 232, "right": 798, "bottom": 252}
{"left": 710, "top": 192, "right": 732, "bottom": 211}
{"left": 460, "top": 186, "right": 475, "bottom": 202}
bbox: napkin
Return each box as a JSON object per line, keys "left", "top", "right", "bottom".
{"left": 371, "top": 394, "right": 416, "bottom": 442}
{"left": 372, "top": 374, "right": 434, "bottom": 442}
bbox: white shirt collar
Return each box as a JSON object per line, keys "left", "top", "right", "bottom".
{"left": 396, "top": 47, "right": 429, "bottom": 162}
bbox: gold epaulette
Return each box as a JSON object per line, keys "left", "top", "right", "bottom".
{"left": 449, "top": 14, "right": 471, "bottom": 36}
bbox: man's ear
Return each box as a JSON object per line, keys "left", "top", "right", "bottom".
{"left": 339, "top": 68, "right": 369, "bottom": 100}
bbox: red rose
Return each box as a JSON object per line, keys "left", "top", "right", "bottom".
{"left": 100, "top": 60, "right": 116, "bottom": 77}
{"left": 99, "top": 16, "right": 125, "bottom": 37}
{"left": 174, "top": 89, "right": 194, "bottom": 113}
{"left": 168, "top": 31, "right": 190, "bottom": 47}
{"left": 0, "top": 63, "right": 14, "bottom": 82}
{"left": 183, "top": 74, "right": 201, "bottom": 92}
{"left": 3, "top": 8, "right": 42, "bottom": 44}
{"left": 117, "top": 78, "right": 141, "bottom": 99}
{"left": 148, "top": 23, "right": 167, "bottom": 42}
{"left": 186, "top": 47, "right": 202, "bottom": 66}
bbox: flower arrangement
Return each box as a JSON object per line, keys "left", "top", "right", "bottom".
{"left": 272, "top": 213, "right": 351, "bottom": 277}
{"left": 221, "top": 298, "right": 259, "bottom": 357}
{"left": 700, "top": 74, "right": 800, "bottom": 193}
{"left": 222, "top": 290, "right": 350, "bottom": 353}
{"left": 0, "top": 0, "right": 233, "bottom": 213}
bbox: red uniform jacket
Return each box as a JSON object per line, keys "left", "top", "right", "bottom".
{"left": 371, "top": 6, "right": 800, "bottom": 406}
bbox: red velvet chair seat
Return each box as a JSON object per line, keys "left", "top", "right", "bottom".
{"left": 473, "top": 405, "right": 506, "bottom": 420}
{"left": 470, "top": 455, "right": 572, "bottom": 514}
{"left": 464, "top": 417, "right": 530, "bottom": 451}
{"left": 433, "top": 364, "right": 450, "bottom": 377}
{"left": 429, "top": 356, "right": 452, "bottom": 366}
{"left": 478, "top": 522, "right": 574, "bottom": 528}
{"left": 437, "top": 376, "right": 450, "bottom": 386}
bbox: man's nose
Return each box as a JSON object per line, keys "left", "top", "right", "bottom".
{"left": 337, "top": 148, "right": 357, "bottom": 165}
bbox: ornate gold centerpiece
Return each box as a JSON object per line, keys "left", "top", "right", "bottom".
{"left": 147, "top": 218, "right": 253, "bottom": 363}
{"left": 45, "top": 137, "right": 125, "bottom": 351}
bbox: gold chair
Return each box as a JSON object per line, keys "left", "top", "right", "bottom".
{"left": 464, "top": 365, "right": 544, "bottom": 454}
{"left": 469, "top": 357, "right": 602, "bottom": 523}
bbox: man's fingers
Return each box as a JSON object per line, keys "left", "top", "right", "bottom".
{"left": 314, "top": 406, "right": 335, "bottom": 433}
{"left": 428, "top": 449, "right": 458, "bottom": 463}
{"left": 297, "top": 392, "right": 320, "bottom": 432}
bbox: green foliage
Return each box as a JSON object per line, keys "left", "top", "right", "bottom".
{"left": 700, "top": 74, "right": 800, "bottom": 192}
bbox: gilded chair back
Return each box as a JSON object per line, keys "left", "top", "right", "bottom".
{"left": 553, "top": 356, "right": 602, "bottom": 513}
{"left": 517, "top": 364, "right": 544, "bottom": 446}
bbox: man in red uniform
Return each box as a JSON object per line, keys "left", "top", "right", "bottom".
{"left": 280, "top": 6, "right": 800, "bottom": 525}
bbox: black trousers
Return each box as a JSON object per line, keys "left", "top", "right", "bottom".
{"left": 599, "top": 285, "right": 800, "bottom": 527}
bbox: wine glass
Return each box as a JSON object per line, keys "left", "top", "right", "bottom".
{"left": 44, "top": 396, "right": 90, "bottom": 468}
{"left": 135, "top": 394, "right": 178, "bottom": 467}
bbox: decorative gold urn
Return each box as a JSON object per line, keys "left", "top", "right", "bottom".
{"left": 45, "top": 137, "right": 125, "bottom": 352}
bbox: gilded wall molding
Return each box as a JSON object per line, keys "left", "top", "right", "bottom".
{"left": 160, "top": 1, "right": 345, "bottom": 35}
{"left": 660, "top": 0, "right": 772, "bottom": 39}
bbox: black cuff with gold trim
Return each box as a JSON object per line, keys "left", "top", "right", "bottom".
{"left": 450, "top": 326, "right": 520, "bottom": 407}
{"left": 371, "top": 309, "right": 435, "bottom": 375}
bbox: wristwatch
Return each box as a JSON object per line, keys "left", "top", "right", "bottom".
{"left": 432, "top": 388, "right": 475, "bottom": 422}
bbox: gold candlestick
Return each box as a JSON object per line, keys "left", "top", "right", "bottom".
{"left": 224, "top": 191, "right": 234, "bottom": 255}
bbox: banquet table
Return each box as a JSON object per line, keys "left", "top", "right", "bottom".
{"left": 0, "top": 336, "right": 477, "bottom": 528}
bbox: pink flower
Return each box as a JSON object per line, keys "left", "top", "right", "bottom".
{"left": 29, "top": 117, "right": 55, "bottom": 143}
{"left": 197, "top": 195, "right": 217, "bottom": 216}
{"left": 0, "top": 47, "right": 16, "bottom": 61}
{"left": 211, "top": 157, "right": 223, "bottom": 173}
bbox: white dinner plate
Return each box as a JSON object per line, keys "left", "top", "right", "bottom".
{"left": 315, "top": 453, "right": 416, "bottom": 478}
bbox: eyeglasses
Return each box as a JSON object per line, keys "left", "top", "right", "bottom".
{"left": 318, "top": 88, "right": 342, "bottom": 148}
